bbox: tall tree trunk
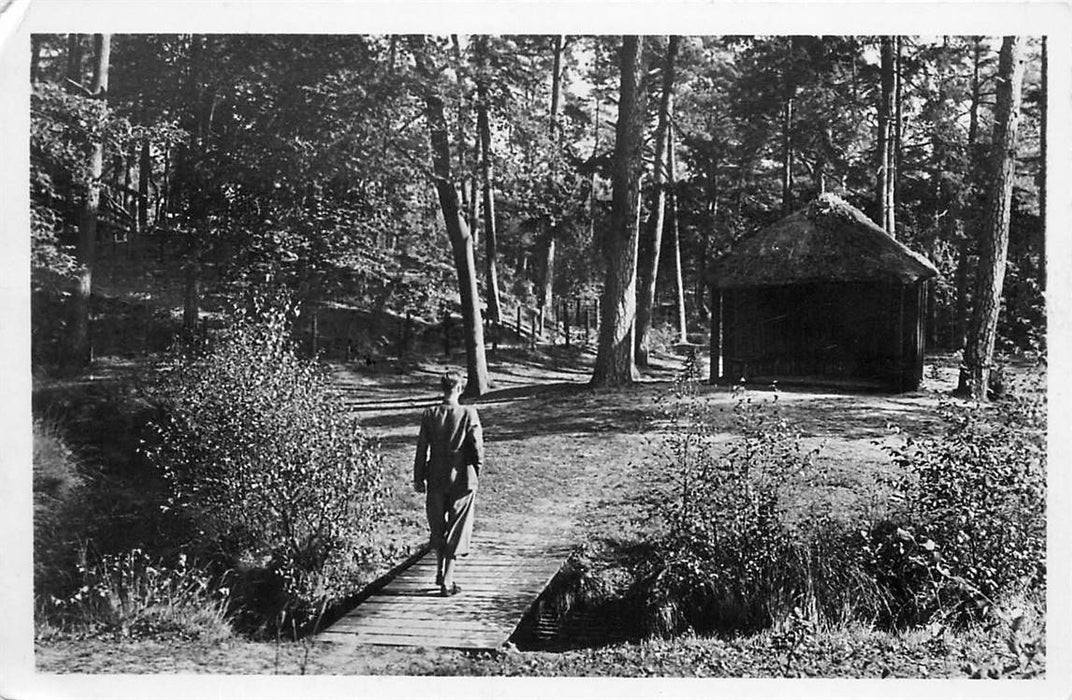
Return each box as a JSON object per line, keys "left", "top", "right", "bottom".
{"left": 957, "top": 36, "right": 1026, "bottom": 399}
{"left": 123, "top": 141, "right": 135, "bottom": 232}
{"left": 953, "top": 36, "right": 987, "bottom": 349}
{"left": 589, "top": 96, "right": 600, "bottom": 243}
{"left": 592, "top": 36, "right": 646, "bottom": 387}
{"left": 781, "top": 87, "right": 795, "bottom": 214}
{"left": 450, "top": 35, "right": 471, "bottom": 236}
{"left": 182, "top": 35, "right": 208, "bottom": 338}
{"left": 696, "top": 160, "right": 716, "bottom": 320}
{"left": 538, "top": 228, "right": 555, "bottom": 333}
{"left": 877, "top": 36, "right": 896, "bottom": 233}
{"left": 138, "top": 138, "right": 151, "bottom": 235}
{"left": 636, "top": 35, "right": 678, "bottom": 367}
{"left": 1038, "top": 35, "right": 1047, "bottom": 292}
{"left": 63, "top": 34, "right": 84, "bottom": 237}
{"left": 475, "top": 37, "right": 502, "bottom": 325}
{"left": 469, "top": 140, "right": 480, "bottom": 248}
{"left": 890, "top": 36, "right": 902, "bottom": 236}
{"left": 65, "top": 33, "right": 83, "bottom": 84}
{"left": 68, "top": 33, "right": 111, "bottom": 366}
{"left": 537, "top": 35, "right": 565, "bottom": 333}
{"left": 667, "top": 124, "right": 687, "bottom": 344}
{"left": 411, "top": 37, "right": 491, "bottom": 397}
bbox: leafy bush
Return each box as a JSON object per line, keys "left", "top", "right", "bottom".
{"left": 877, "top": 368, "right": 1046, "bottom": 625}
{"left": 39, "top": 548, "right": 231, "bottom": 642}
{"left": 634, "top": 359, "right": 875, "bottom": 636}
{"left": 146, "top": 288, "right": 389, "bottom": 633}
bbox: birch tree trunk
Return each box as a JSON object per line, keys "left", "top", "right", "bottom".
{"left": 957, "top": 35, "right": 1027, "bottom": 399}
{"left": 591, "top": 36, "right": 646, "bottom": 387}
{"left": 635, "top": 35, "right": 678, "bottom": 367}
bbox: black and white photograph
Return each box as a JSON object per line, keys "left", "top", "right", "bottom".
{"left": 1, "top": 2, "right": 1070, "bottom": 698}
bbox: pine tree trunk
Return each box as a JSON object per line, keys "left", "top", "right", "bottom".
{"left": 592, "top": 36, "right": 646, "bottom": 387}
{"left": 957, "top": 36, "right": 1026, "bottom": 399}
{"left": 182, "top": 35, "right": 208, "bottom": 338}
{"left": 412, "top": 37, "right": 491, "bottom": 396}
{"left": 68, "top": 33, "right": 111, "bottom": 366}
{"left": 538, "top": 228, "right": 555, "bottom": 333}
{"left": 954, "top": 36, "right": 987, "bottom": 350}
{"left": 476, "top": 38, "right": 502, "bottom": 325}
{"left": 667, "top": 124, "right": 687, "bottom": 344}
{"left": 877, "top": 36, "right": 895, "bottom": 233}
{"left": 636, "top": 35, "right": 678, "bottom": 367}
{"left": 890, "top": 36, "right": 902, "bottom": 236}
{"left": 537, "top": 35, "right": 566, "bottom": 335}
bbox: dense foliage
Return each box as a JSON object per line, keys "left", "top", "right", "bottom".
{"left": 145, "top": 290, "right": 389, "bottom": 632}
{"left": 877, "top": 369, "right": 1046, "bottom": 624}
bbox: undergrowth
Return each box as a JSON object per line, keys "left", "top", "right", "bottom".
{"left": 562, "top": 355, "right": 1046, "bottom": 670}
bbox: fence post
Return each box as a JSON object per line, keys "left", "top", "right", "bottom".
{"left": 584, "top": 308, "right": 589, "bottom": 344}
{"left": 312, "top": 309, "right": 319, "bottom": 356}
{"left": 529, "top": 309, "right": 536, "bottom": 349}
{"left": 516, "top": 305, "right": 522, "bottom": 337}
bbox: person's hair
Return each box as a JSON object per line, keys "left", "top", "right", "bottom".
{"left": 440, "top": 372, "right": 463, "bottom": 394}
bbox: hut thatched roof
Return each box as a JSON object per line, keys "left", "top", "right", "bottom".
{"left": 706, "top": 194, "right": 939, "bottom": 289}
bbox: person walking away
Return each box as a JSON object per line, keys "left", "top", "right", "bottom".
{"left": 413, "top": 372, "right": 484, "bottom": 596}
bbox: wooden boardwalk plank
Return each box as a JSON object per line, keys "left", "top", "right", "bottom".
{"left": 320, "top": 532, "right": 568, "bottom": 650}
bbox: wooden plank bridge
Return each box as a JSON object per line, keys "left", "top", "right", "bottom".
{"left": 320, "top": 532, "right": 569, "bottom": 650}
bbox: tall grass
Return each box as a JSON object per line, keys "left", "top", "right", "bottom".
{"left": 33, "top": 418, "right": 85, "bottom": 603}
{"left": 39, "top": 548, "right": 232, "bottom": 642}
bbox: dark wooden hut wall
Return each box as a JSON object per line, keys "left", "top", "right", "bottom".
{"left": 711, "top": 280, "right": 929, "bottom": 391}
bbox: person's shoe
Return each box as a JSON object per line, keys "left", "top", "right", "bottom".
{"left": 439, "top": 583, "right": 461, "bottom": 597}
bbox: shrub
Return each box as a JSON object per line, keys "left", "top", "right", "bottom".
{"left": 634, "top": 359, "right": 874, "bottom": 636}
{"left": 877, "top": 367, "right": 1046, "bottom": 625}
{"left": 39, "top": 548, "right": 231, "bottom": 642}
{"left": 145, "top": 288, "right": 390, "bottom": 633}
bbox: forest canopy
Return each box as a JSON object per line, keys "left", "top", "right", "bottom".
{"left": 30, "top": 34, "right": 1046, "bottom": 383}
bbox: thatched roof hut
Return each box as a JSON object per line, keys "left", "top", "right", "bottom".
{"left": 706, "top": 194, "right": 939, "bottom": 392}
{"left": 707, "top": 194, "right": 938, "bottom": 288}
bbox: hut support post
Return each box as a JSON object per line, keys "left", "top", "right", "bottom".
{"left": 897, "top": 284, "right": 905, "bottom": 391}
